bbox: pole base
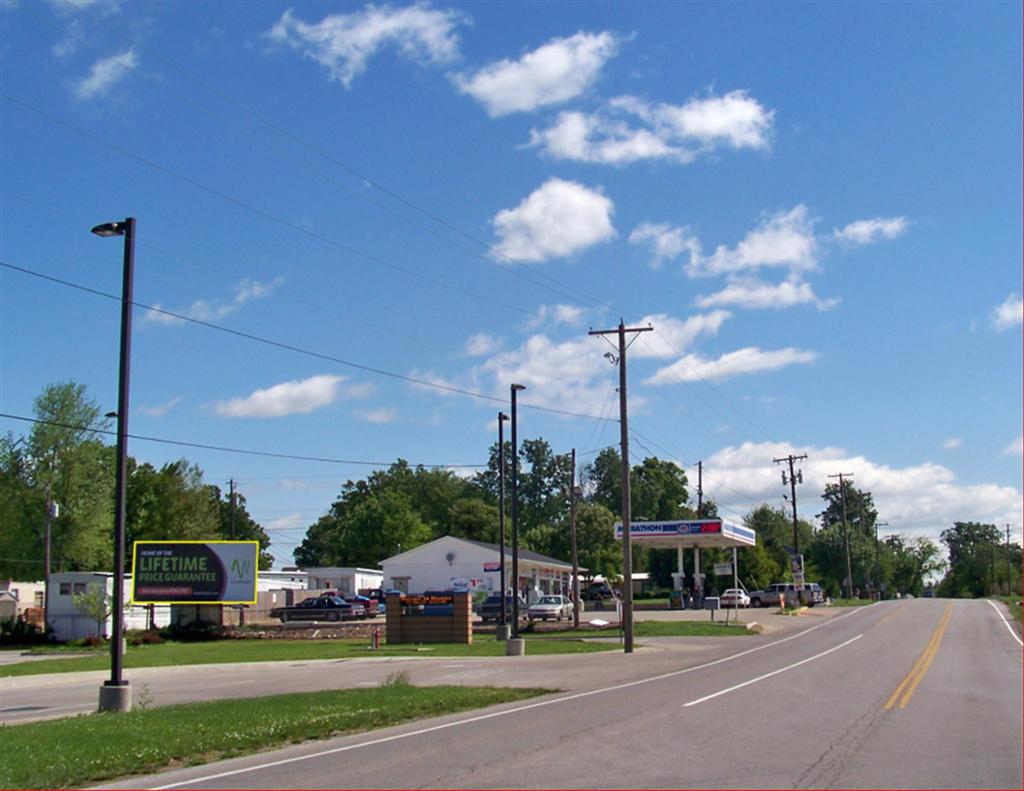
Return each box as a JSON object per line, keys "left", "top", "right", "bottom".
{"left": 496, "top": 624, "right": 511, "bottom": 641}
{"left": 505, "top": 637, "right": 525, "bottom": 656}
{"left": 99, "top": 681, "right": 132, "bottom": 712}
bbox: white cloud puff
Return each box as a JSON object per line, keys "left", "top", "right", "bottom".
{"left": 691, "top": 205, "right": 818, "bottom": 278}
{"left": 629, "top": 222, "right": 701, "bottom": 269}
{"left": 268, "top": 4, "right": 466, "bottom": 87}
{"left": 145, "top": 277, "right": 283, "bottom": 326}
{"left": 694, "top": 277, "right": 838, "bottom": 311}
{"left": 645, "top": 346, "right": 818, "bottom": 384}
{"left": 215, "top": 374, "right": 360, "bottom": 418}
{"left": 73, "top": 48, "right": 136, "bottom": 100}
{"left": 529, "top": 90, "right": 773, "bottom": 165}
{"left": 456, "top": 31, "right": 619, "bottom": 116}
{"left": 491, "top": 178, "right": 615, "bottom": 263}
{"left": 834, "top": 216, "right": 908, "bottom": 245}
{"left": 991, "top": 293, "right": 1023, "bottom": 331}
{"left": 465, "top": 333, "right": 501, "bottom": 356}
{"left": 940, "top": 437, "right": 962, "bottom": 450}
{"left": 526, "top": 304, "right": 587, "bottom": 330}
{"left": 703, "top": 441, "right": 1022, "bottom": 541}
{"left": 1001, "top": 436, "right": 1023, "bottom": 458}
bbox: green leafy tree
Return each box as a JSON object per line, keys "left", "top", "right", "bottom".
{"left": 208, "top": 486, "right": 274, "bottom": 570}
{"left": 574, "top": 502, "right": 620, "bottom": 582}
{"left": 72, "top": 582, "right": 111, "bottom": 638}
{"left": 937, "top": 522, "right": 1007, "bottom": 597}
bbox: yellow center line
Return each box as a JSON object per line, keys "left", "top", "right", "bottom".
{"left": 884, "top": 602, "right": 954, "bottom": 710}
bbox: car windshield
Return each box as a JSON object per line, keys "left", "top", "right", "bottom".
{"left": 538, "top": 596, "right": 561, "bottom": 604}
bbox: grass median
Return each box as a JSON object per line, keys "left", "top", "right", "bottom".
{"left": 1, "top": 634, "right": 616, "bottom": 678}
{"left": 0, "top": 678, "right": 550, "bottom": 789}
{"left": 527, "top": 620, "right": 750, "bottom": 638}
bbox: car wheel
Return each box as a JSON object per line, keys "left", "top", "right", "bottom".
{"left": 280, "top": 612, "right": 289, "bottom": 623}
{"left": 751, "top": 598, "right": 762, "bottom": 607}
{"left": 326, "top": 611, "right": 340, "bottom": 622}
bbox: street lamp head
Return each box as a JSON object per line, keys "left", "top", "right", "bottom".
{"left": 511, "top": 383, "right": 526, "bottom": 392}
{"left": 499, "top": 412, "right": 509, "bottom": 421}
{"left": 91, "top": 222, "right": 127, "bottom": 238}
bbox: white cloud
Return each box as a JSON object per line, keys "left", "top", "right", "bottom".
{"left": 456, "top": 31, "right": 619, "bottom": 116}
{"left": 631, "top": 312, "right": 731, "bottom": 358}
{"left": 645, "top": 346, "right": 818, "bottom": 384}
{"left": 834, "top": 216, "right": 908, "bottom": 245}
{"left": 703, "top": 440, "right": 1022, "bottom": 541}
{"left": 137, "top": 396, "right": 182, "bottom": 418}
{"left": 215, "top": 374, "right": 355, "bottom": 418}
{"left": 529, "top": 90, "right": 773, "bottom": 165}
{"left": 991, "top": 293, "right": 1023, "bottom": 331}
{"left": 1001, "top": 436, "right": 1023, "bottom": 458}
{"left": 465, "top": 333, "right": 501, "bottom": 356}
{"left": 356, "top": 407, "right": 397, "bottom": 424}
{"left": 629, "top": 222, "right": 701, "bottom": 269}
{"left": 145, "top": 277, "right": 283, "bottom": 326}
{"left": 690, "top": 205, "right": 818, "bottom": 278}
{"left": 694, "top": 277, "right": 838, "bottom": 311}
{"left": 526, "top": 303, "right": 587, "bottom": 330}
{"left": 940, "top": 437, "right": 962, "bottom": 450}
{"left": 73, "top": 48, "right": 137, "bottom": 100}
{"left": 268, "top": 4, "right": 466, "bottom": 87}
{"left": 491, "top": 178, "right": 615, "bottom": 262}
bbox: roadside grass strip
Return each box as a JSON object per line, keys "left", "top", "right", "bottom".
{"left": 884, "top": 602, "right": 954, "bottom": 710}
{"left": 0, "top": 683, "right": 550, "bottom": 789}
{"left": 0, "top": 636, "right": 615, "bottom": 677}
{"left": 532, "top": 621, "right": 750, "bottom": 639}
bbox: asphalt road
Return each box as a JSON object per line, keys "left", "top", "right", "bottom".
{"left": 80, "top": 598, "right": 1020, "bottom": 790}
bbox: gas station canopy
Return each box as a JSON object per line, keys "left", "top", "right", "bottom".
{"left": 614, "top": 518, "right": 756, "bottom": 550}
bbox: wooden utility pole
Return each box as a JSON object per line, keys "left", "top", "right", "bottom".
{"left": 773, "top": 454, "right": 807, "bottom": 557}
{"left": 569, "top": 448, "right": 580, "bottom": 628}
{"left": 829, "top": 472, "right": 855, "bottom": 599}
{"left": 589, "top": 319, "right": 652, "bottom": 654}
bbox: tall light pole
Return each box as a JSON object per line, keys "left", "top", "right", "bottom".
{"left": 497, "top": 411, "right": 509, "bottom": 639}
{"left": 510, "top": 384, "right": 525, "bottom": 638}
{"left": 91, "top": 217, "right": 135, "bottom": 713}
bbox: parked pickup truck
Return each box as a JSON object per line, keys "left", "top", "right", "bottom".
{"left": 748, "top": 583, "right": 797, "bottom": 608}
{"left": 479, "top": 593, "right": 528, "bottom": 622}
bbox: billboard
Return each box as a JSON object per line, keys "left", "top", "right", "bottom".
{"left": 131, "top": 541, "right": 259, "bottom": 604}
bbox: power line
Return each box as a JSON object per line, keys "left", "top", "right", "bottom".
{"left": 0, "top": 412, "right": 486, "bottom": 469}
{"left": 0, "top": 260, "right": 617, "bottom": 423}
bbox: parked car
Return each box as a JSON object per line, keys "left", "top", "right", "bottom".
{"left": 719, "top": 588, "right": 750, "bottom": 608}
{"left": 362, "top": 588, "right": 403, "bottom": 614}
{"left": 528, "top": 594, "right": 574, "bottom": 621}
{"left": 802, "top": 583, "right": 825, "bottom": 606}
{"left": 748, "top": 583, "right": 798, "bottom": 608}
{"left": 270, "top": 595, "right": 364, "bottom": 623}
{"left": 479, "top": 593, "right": 528, "bottom": 622}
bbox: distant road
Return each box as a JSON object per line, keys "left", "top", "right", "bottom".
{"left": 93, "top": 598, "right": 1019, "bottom": 790}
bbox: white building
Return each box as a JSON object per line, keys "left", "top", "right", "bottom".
{"left": 0, "top": 579, "right": 45, "bottom": 618}
{"left": 258, "top": 568, "right": 308, "bottom": 591}
{"left": 380, "top": 536, "right": 577, "bottom": 601}
{"left": 302, "top": 567, "right": 383, "bottom": 595}
{"left": 48, "top": 572, "right": 171, "bottom": 642}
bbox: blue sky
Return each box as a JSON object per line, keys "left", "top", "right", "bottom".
{"left": 2, "top": 1, "right": 1021, "bottom": 566}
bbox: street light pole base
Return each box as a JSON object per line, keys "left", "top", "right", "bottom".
{"left": 505, "top": 637, "right": 525, "bottom": 656}
{"left": 496, "top": 624, "right": 511, "bottom": 641}
{"left": 99, "top": 681, "right": 132, "bottom": 712}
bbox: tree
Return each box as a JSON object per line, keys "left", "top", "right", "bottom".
{"left": 72, "top": 582, "right": 112, "bottom": 638}
{"left": 573, "top": 502, "right": 620, "bottom": 582}
{"left": 885, "top": 534, "right": 944, "bottom": 597}
{"left": 0, "top": 382, "right": 113, "bottom": 579}
{"left": 938, "top": 522, "right": 1004, "bottom": 598}
{"left": 815, "top": 481, "right": 879, "bottom": 596}
{"left": 208, "top": 486, "right": 274, "bottom": 570}
{"left": 125, "top": 460, "right": 219, "bottom": 552}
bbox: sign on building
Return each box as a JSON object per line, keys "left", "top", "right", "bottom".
{"left": 131, "top": 541, "right": 258, "bottom": 604}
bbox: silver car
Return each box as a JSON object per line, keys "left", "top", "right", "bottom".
{"left": 528, "top": 594, "right": 574, "bottom": 621}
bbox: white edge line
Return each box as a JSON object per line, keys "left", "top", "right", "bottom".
{"left": 152, "top": 605, "right": 874, "bottom": 790}
{"left": 987, "top": 599, "right": 1024, "bottom": 647}
{"left": 683, "top": 634, "right": 863, "bottom": 707}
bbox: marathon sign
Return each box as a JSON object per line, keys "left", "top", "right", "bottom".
{"left": 131, "top": 540, "right": 259, "bottom": 604}
{"left": 614, "top": 519, "right": 723, "bottom": 538}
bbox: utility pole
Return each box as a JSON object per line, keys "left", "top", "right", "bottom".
{"left": 44, "top": 485, "right": 55, "bottom": 636}
{"left": 773, "top": 454, "right": 807, "bottom": 557}
{"left": 696, "top": 461, "right": 703, "bottom": 517}
{"left": 1006, "top": 525, "right": 1014, "bottom": 596}
{"left": 228, "top": 479, "right": 237, "bottom": 540}
{"left": 829, "top": 473, "right": 855, "bottom": 599}
{"left": 569, "top": 448, "right": 580, "bottom": 628}
{"left": 589, "top": 319, "right": 652, "bottom": 654}
{"left": 874, "top": 522, "right": 889, "bottom": 599}
{"left": 497, "top": 412, "right": 509, "bottom": 633}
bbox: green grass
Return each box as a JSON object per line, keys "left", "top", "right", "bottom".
{"left": 993, "top": 595, "right": 1023, "bottom": 622}
{"left": 0, "top": 635, "right": 615, "bottom": 677}
{"left": 831, "top": 598, "right": 874, "bottom": 607}
{"left": 0, "top": 682, "right": 549, "bottom": 789}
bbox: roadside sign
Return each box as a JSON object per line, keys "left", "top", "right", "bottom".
{"left": 714, "top": 563, "right": 734, "bottom": 575}
{"left": 131, "top": 541, "right": 258, "bottom": 604}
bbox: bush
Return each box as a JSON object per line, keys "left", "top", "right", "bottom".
{"left": 127, "top": 630, "right": 165, "bottom": 646}
{"left": 159, "top": 622, "right": 229, "bottom": 642}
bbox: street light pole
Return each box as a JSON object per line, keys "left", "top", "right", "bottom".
{"left": 510, "top": 384, "right": 525, "bottom": 638}
{"left": 91, "top": 217, "right": 135, "bottom": 713}
{"left": 497, "top": 411, "right": 509, "bottom": 638}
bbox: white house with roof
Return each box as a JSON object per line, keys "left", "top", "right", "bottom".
{"left": 301, "top": 567, "right": 383, "bottom": 595}
{"left": 379, "top": 536, "right": 578, "bottom": 602}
